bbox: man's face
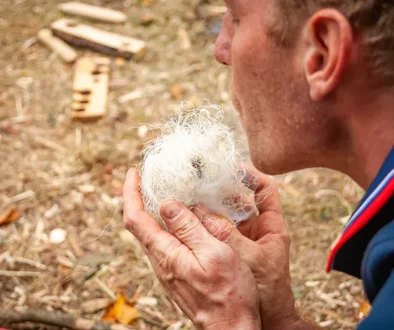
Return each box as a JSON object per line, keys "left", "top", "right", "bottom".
{"left": 215, "top": 0, "right": 340, "bottom": 174}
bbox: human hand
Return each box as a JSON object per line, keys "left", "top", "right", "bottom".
{"left": 193, "top": 165, "right": 301, "bottom": 330}
{"left": 123, "top": 168, "right": 261, "bottom": 330}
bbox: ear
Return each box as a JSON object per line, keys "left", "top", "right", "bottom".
{"left": 303, "top": 9, "right": 353, "bottom": 101}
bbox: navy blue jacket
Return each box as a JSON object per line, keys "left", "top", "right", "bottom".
{"left": 327, "top": 147, "right": 394, "bottom": 329}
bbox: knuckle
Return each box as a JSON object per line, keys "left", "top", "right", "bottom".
{"left": 280, "top": 231, "right": 291, "bottom": 246}
{"left": 156, "top": 249, "right": 183, "bottom": 283}
{"left": 174, "top": 216, "right": 200, "bottom": 238}
{"left": 123, "top": 214, "right": 135, "bottom": 231}
{"left": 123, "top": 210, "right": 143, "bottom": 232}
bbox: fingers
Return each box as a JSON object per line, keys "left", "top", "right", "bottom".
{"left": 193, "top": 206, "right": 263, "bottom": 270}
{"left": 193, "top": 206, "right": 246, "bottom": 248}
{"left": 123, "top": 169, "right": 181, "bottom": 259}
{"left": 160, "top": 201, "right": 217, "bottom": 255}
{"left": 243, "top": 164, "right": 282, "bottom": 216}
{"left": 239, "top": 164, "right": 290, "bottom": 242}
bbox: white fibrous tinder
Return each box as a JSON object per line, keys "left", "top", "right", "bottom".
{"left": 139, "top": 104, "right": 255, "bottom": 226}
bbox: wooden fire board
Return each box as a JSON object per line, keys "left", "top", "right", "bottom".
{"left": 51, "top": 19, "right": 146, "bottom": 59}
{"left": 71, "top": 57, "right": 110, "bottom": 120}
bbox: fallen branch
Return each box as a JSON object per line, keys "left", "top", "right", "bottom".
{"left": 0, "top": 310, "right": 136, "bottom": 330}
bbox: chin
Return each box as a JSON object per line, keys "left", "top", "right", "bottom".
{"left": 248, "top": 143, "right": 298, "bottom": 176}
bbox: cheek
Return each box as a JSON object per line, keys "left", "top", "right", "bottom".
{"left": 231, "top": 28, "right": 273, "bottom": 100}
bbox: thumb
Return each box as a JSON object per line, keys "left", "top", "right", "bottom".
{"left": 193, "top": 207, "right": 264, "bottom": 272}
{"left": 193, "top": 207, "right": 252, "bottom": 251}
{"left": 160, "top": 201, "right": 214, "bottom": 253}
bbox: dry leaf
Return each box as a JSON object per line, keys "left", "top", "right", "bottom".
{"left": 169, "top": 84, "right": 183, "bottom": 100}
{"left": 102, "top": 293, "right": 139, "bottom": 324}
{"left": 354, "top": 299, "right": 371, "bottom": 321}
{"left": 0, "top": 208, "right": 21, "bottom": 226}
{"left": 142, "top": 0, "right": 153, "bottom": 7}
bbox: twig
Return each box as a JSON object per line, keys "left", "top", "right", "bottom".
{"left": 0, "top": 309, "right": 136, "bottom": 330}
{"left": 6, "top": 190, "right": 36, "bottom": 204}
{"left": 94, "top": 278, "right": 117, "bottom": 301}
{"left": 0, "top": 270, "right": 41, "bottom": 277}
{"left": 139, "top": 314, "right": 168, "bottom": 329}
{"left": 32, "top": 135, "right": 68, "bottom": 153}
{"left": 13, "top": 257, "right": 47, "bottom": 270}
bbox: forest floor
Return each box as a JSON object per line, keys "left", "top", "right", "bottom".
{"left": 0, "top": 0, "right": 368, "bottom": 329}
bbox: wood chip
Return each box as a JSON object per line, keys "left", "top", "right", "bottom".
{"left": 50, "top": 228, "right": 67, "bottom": 244}
{"left": 81, "top": 298, "right": 110, "bottom": 313}
{"left": 198, "top": 5, "right": 227, "bottom": 18}
{"left": 178, "top": 28, "right": 191, "bottom": 50}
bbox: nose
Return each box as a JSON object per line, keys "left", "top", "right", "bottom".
{"left": 214, "top": 14, "right": 231, "bottom": 66}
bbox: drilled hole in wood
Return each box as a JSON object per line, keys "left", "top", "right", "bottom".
{"left": 73, "top": 108, "right": 86, "bottom": 112}
{"left": 66, "top": 21, "right": 79, "bottom": 28}
{"left": 92, "top": 70, "right": 102, "bottom": 75}
{"left": 79, "top": 100, "right": 89, "bottom": 104}
{"left": 78, "top": 90, "right": 91, "bottom": 95}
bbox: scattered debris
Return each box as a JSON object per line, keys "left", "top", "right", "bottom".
{"left": 136, "top": 297, "right": 158, "bottom": 308}
{"left": 51, "top": 19, "right": 146, "bottom": 60}
{"left": 198, "top": 5, "right": 227, "bottom": 18}
{"left": 49, "top": 228, "right": 67, "bottom": 244}
{"left": 138, "top": 125, "right": 148, "bottom": 139}
{"left": 169, "top": 83, "right": 183, "bottom": 100}
{"left": 354, "top": 299, "right": 371, "bottom": 321}
{"left": 139, "top": 9, "right": 155, "bottom": 25}
{"left": 0, "top": 208, "right": 21, "bottom": 226}
{"left": 58, "top": 2, "right": 127, "bottom": 24}
{"left": 37, "top": 29, "right": 78, "bottom": 63}
{"left": 102, "top": 293, "right": 139, "bottom": 324}
{"left": 118, "top": 85, "right": 166, "bottom": 103}
{"left": 81, "top": 298, "right": 111, "bottom": 314}
{"left": 178, "top": 28, "right": 191, "bottom": 50}
{"left": 78, "top": 253, "right": 114, "bottom": 268}
{"left": 0, "top": 309, "right": 133, "bottom": 330}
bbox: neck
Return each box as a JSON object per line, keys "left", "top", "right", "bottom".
{"left": 340, "top": 95, "right": 394, "bottom": 190}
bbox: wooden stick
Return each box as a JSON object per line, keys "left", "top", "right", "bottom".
{"left": 13, "top": 257, "right": 47, "bottom": 270}
{"left": 0, "top": 309, "right": 136, "bottom": 330}
{"left": 0, "top": 270, "right": 41, "bottom": 277}
{"left": 37, "top": 29, "right": 77, "bottom": 63}
{"left": 51, "top": 19, "right": 146, "bottom": 59}
{"left": 58, "top": 2, "right": 127, "bottom": 24}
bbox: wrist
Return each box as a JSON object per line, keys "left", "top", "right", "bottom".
{"left": 202, "top": 315, "right": 261, "bottom": 330}
{"left": 265, "top": 315, "right": 319, "bottom": 330}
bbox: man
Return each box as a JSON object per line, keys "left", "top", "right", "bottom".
{"left": 123, "top": 0, "right": 394, "bottom": 329}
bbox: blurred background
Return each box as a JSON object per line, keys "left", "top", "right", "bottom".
{"left": 0, "top": 0, "right": 369, "bottom": 329}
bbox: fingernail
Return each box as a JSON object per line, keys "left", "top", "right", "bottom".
{"left": 162, "top": 203, "right": 182, "bottom": 220}
{"left": 206, "top": 222, "right": 220, "bottom": 235}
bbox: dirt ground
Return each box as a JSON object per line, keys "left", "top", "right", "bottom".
{"left": 0, "top": 0, "right": 368, "bottom": 329}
